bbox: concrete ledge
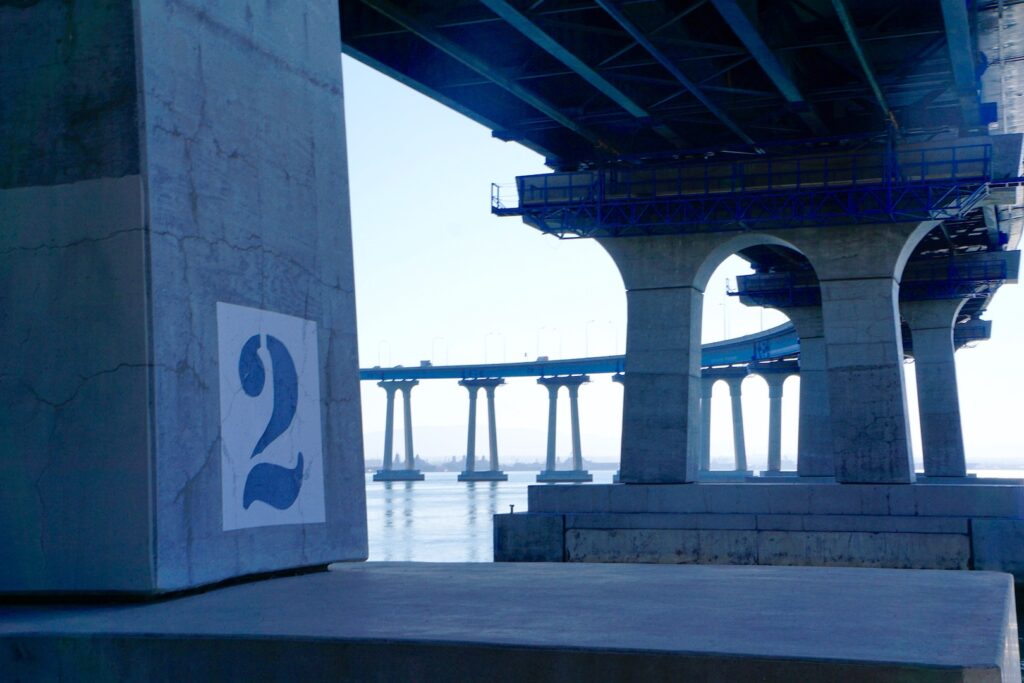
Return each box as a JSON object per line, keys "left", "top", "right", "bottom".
{"left": 372, "top": 469, "right": 425, "bottom": 482}
{"left": 536, "top": 470, "right": 593, "bottom": 483}
{"left": 529, "top": 483, "right": 1024, "bottom": 518}
{"left": 458, "top": 470, "right": 509, "bottom": 482}
{"left": 0, "top": 563, "right": 1018, "bottom": 682}
{"left": 565, "top": 529, "right": 971, "bottom": 569}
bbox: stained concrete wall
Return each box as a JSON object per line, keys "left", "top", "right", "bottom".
{"left": 0, "top": 0, "right": 367, "bottom": 593}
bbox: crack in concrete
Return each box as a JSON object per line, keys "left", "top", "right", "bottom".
{"left": 0, "top": 227, "right": 142, "bottom": 255}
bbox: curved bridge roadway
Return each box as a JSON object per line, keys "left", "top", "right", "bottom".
{"left": 360, "top": 323, "right": 798, "bottom": 381}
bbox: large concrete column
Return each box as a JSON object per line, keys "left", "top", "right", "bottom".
{"left": 458, "top": 378, "right": 508, "bottom": 482}
{"left": 724, "top": 376, "right": 748, "bottom": 472}
{"left": 902, "top": 299, "right": 968, "bottom": 477}
{"left": 700, "top": 377, "right": 715, "bottom": 471}
{"left": 817, "top": 277, "right": 914, "bottom": 483}
{"left": 782, "top": 307, "right": 834, "bottom": 478}
{"left": 379, "top": 382, "right": 400, "bottom": 471}
{"left": 0, "top": 1, "right": 367, "bottom": 593}
{"left": 615, "top": 286, "right": 703, "bottom": 483}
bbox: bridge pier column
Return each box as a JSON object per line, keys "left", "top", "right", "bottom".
{"left": 537, "top": 376, "right": 592, "bottom": 482}
{"left": 781, "top": 307, "right": 834, "bottom": 478}
{"left": 700, "top": 377, "right": 715, "bottom": 472}
{"left": 461, "top": 383, "right": 480, "bottom": 474}
{"left": 568, "top": 383, "right": 584, "bottom": 472}
{"left": 902, "top": 298, "right": 968, "bottom": 478}
{"left": 724, "top": 376, "right": 747, "bottom": 472}
{"left": 374, "top": 379, "right": 424, "bottom": 481}
{"left": 762, "top": 373, "right": 791, "bottom": 473}
{"left": 379, "top": 382, "right": 400, "bottom": 471}
{"left": 485, "top": 384, "right": 501, "bottom": 473}
{"left": 458, "top": 378, "right": 508, "bottom": 482}
{"left": 817, "top": 276, "right": 914, "bottom": 483}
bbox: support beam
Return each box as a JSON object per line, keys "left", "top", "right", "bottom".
{"left": 940, "top": 0, "right": 981, "bottom": 130}
{"left": 710, "top": 0, "right": 829, "bottom": 136}
{"left": 478, "top": 0, "right": 686, "bottom": 148}
{"left": 360, "top": 0, "right": 610, "bottom": 149}
{"left": 830, "top": 0, "right": 898, "bottom": 129}
{"left": 594, "top": 0, "right": 756, "bottom": 146}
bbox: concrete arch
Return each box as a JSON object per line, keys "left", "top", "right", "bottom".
{"left": 691, "top": 231, "right": 812, "bottom": 293}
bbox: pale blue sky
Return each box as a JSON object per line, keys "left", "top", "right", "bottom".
{"left": 342, "top": 55, "right": 1024, "bottom": 469}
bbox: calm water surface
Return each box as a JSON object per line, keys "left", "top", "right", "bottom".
{"left": 366, "top": 470, "right": 616, "bottom": 561}
{"left": 365, "top": 469, "right": 1022, "bottom": 562}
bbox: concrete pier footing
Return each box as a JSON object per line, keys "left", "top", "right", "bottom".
{"left": 537, "top": 470, "right": 594, "bottom": 483}
{"left": 495, "top": 482, "right": 1024, "bottom": 580}
{"left": 1, "top": 563, "right": 1018, "bottom": 682}
{"left": 372, "top": 469, "right": 425, "bottom": 482}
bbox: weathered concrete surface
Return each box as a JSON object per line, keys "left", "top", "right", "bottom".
{"left": 903, "top": 298, "right": 968, "bottom": 477}
{"left": 499, "top": 483, "right": 1024, "bottom": 576}
{"left": 0, "top": 1, "right": 366, "bottom": 594}
{"left": 0, "top": 1, "right": 139, "bottom": 188}
{"left": 0, "top": 563, "right": 1018, "bottom": 682}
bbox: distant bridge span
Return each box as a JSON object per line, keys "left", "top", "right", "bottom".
{"left": 360, "top": 323, "right": 798, "bottom": 381}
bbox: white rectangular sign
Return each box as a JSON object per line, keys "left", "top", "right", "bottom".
{"left": 217, "top": 302, "right": 326, "bottom": 530}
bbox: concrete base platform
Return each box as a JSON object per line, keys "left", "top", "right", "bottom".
{"left": 458, "top": 470, "right": 509, "bottom": 482}
{"left": 372, "top": 469, "right": 425, "bottom": 482}
{"left": 0, "top": 563, "right": 1017, "bottom": 682}
{"left": 537, "top": 470, "right": 593, "bottom": 483}
{"left": 698, "top": 470, "right": 755, "bottom": 481}
{"left": 496, "top": 482, "right": 1024, "bottom": 579}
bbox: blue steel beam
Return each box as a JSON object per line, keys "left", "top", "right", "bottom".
{"left": 829, "top": 0, "right": 898, "bottom": 130}
{"left": 709, "top": 0, "right": 829, "bottom": 137}
{"left": 594, "top": 0, "right": 757, "bottom": 147}
{"left": 360, "top": 324, "right": 800, "bottom": 381}
{"left": 940, "top": 0, "right": 980, "bottom": 129}
{"left": 360, "top": 0, "right": 611, "bottom": 151}
{"left": 476, "top": 0, "right": 687, "bottom": 148}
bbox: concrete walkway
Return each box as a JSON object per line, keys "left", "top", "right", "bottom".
{"left": 1, "top": 562, "right": 1018, "bottom": 681}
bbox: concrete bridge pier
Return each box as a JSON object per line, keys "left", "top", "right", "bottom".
{"left": 752, "top": 364, "right": 799, "bottom": 476}
{"left": 699, "top": 377, "right": 714, "bottom": 472}
{"left": 458, "top": 378, "right": 508, "bottom": 482}
{"left": 537, "top": 376, "right": 593, "bottom": 483}
{"left": 781, "top": 307, "right": 835, "bottom": 479}
{"left": 698, "top": 368, "right": 753, "bottom": 480}
{"left": 373, "top": 379, "right": 424, "bottom": 481}
{"left": 902, "top": 299, "right": 969, "bottom": 478}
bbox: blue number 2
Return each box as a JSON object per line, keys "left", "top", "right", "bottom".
{"left": 237, "top": 334, "right": 305, "bottom": 510}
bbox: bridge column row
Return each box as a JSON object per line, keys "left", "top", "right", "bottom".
{"left": 537, "top": 376, "right": 593, "bottom": 483}
{"left": 458, "top": 378, "right": 508, "bottom": 482}
{"left": 700, "top": 364, "right": 796, "bottom": 476}
{"left": 372, "top": 380, "right": 425, "bottom": 482}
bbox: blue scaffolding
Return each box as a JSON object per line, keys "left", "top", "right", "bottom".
{"left": 492, "top": 144, "right": 1000, "bottom": 237}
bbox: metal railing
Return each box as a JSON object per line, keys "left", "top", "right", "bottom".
{"left": 492, "top": 144, "right": 993, "bottom": 212}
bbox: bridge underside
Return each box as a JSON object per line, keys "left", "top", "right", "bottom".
{"left": 342, "top": 2, "right": 1024, "bottom": 575}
